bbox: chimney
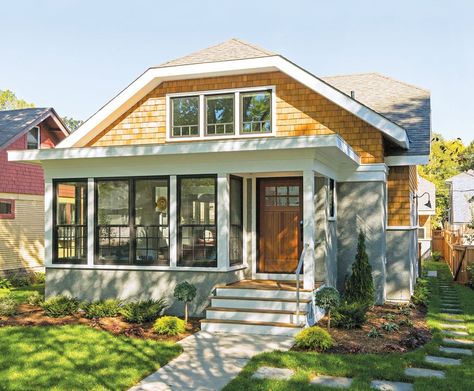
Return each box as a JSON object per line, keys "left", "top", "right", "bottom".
{"left": 350, "top": 90, "right": 356, "bottom": 99}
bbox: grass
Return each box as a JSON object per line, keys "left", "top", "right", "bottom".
{"left": 224, "top": 261, "right": 474, "bottom": 390}
{"left": 0, "top": 324, "right": 182, "bottom": 391}
{"left": 0, "top": 283, "right": 44, "bottom": 304}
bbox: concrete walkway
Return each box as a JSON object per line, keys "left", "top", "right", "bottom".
{"left": 129, "top": 331, "right": 294, "bottom": 390}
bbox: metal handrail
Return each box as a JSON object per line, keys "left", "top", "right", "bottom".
{"left": 296, "top": 243, "right": 309, "bottom": 324}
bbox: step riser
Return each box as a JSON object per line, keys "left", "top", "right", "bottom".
{"left": 206, "top": 310, "right": 303, "bottom": 324}
{"left": 211, "top": 298, "right": 308, "bottom": 311}
{"left": 215, "top": 287, "right": 312, "bottom": 300}
{"left": 201, "top": 322, "right": 301, "bottom": 336}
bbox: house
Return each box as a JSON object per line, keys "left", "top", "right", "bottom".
{"left": 0, "top": 108, "right": 69, "bottom": 275}
{"left": 446, "top": 169, "right": 474, "bottom": 230}
{"left": 417, "top": 176, "right": 436, "bottom": 259}
{"left": 9, "top": 39, "right": 431, "bottom": 334}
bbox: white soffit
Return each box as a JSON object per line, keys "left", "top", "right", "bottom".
{"left": 58, "top": 56, "right": 409, "bottom": 149}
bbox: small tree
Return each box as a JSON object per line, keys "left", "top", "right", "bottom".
{"left": 314, "top": 287, "right": 340, "bottom": 329}
{"left": 174, "top": 281, "right": 197, "bottom": 324}
{"left": 344, "top": 231, "right": 375, "bottom": 305}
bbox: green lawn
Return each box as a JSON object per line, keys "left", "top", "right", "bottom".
{"left": 0, "top": 324, "right": 182, "bottom": 391}
{"left": 224, "top": 261, "right": 474, "bottom": 390}
{"left": 0, "top": 283, "right": 44, "bottom": 303}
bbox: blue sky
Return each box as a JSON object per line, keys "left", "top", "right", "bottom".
{"left": 1, "top": 0, "right": 473, "bottom": 142}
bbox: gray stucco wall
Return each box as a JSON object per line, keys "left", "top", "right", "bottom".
{"left": 386, "top": 229, "right": 417, "bottom": 301}
{"left": 46, "top": 267, "right": 246, "bottom": 316}
{"left": 336, "top": 181, "right": 386, "bottom": 304}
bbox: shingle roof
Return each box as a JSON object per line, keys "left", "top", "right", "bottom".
{"left": 321, "top": 73, "right": 431, "bottom": 157}
{"left": 0, "top": 108, "right": 63, "bottom": 149}
{"left": 157, "top": 38, "right": 276, "bottom": 68}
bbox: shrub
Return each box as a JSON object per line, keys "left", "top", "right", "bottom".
{"left": 383, "top": 313, "right": 396, "bottom": 322}
{"left": 367, "top": 327, "right": 382, "bottom": 338}
{"left": 344, "top": 231, "right": 375, "bottom": 305}
{"left": 153, "top": 316, "right": 186, "bottom": 336}
{"left": 27, "top": 291, "right": 44, "bottom": 306}
{"left": 382, "top": 322, "right": 399, "bottom": 333}
{"left": 42, "top": 296, "right": 79, "bottom": 317}
{"left": 314, "top": 287, "right": 340, "bottom": 329}
{"left": 431, "top": 251, "right": 442, "bottom": 262}
{"left": 120, "top": 299, "right": 167, "bottom": 323}
{"left": 0, "top": 295, "right": 17, "bottom": 316}
{"left": 332, "top": 302, "right": 368, "bottom": 329}
{"left": 82, "top": 299, "right": 121, "bottom": 319}
{"left": 30, "top": 272, "right": 46, "bottom": 284}
{"left": 398, "top": 305, "right": 412, "bottom": 317}
{"left": 0, "top": 278, "right": 12, "bottom": 289}
{"left": 294, "top": 326, "right": 333, "bottom": 351}
{"left": 8, "top": 274, "right": 30, "bottom": 288}
{"left": 399, "top": 318, "right": 414, "bottom": 328}
{"left": 174, "top": 281, "right": 197, "bottom": 324}
{"left": 411, "top": 278, "right": 429, "bottom": 307}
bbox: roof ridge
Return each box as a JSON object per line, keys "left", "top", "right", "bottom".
{"left": 230, "top": 38, "right": 276, "bottom": 55}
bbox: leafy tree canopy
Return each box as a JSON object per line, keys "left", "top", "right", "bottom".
{"left": 0, "top": 89, "right": 34, "bottom": 110}
{"left": 62, "top": 116, "right": 83, "bottom": 132}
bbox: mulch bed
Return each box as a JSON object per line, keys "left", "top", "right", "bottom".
{"left": 0, "top": 304, "right": 201, "bottom": 342}
{"left": 324, "top": 304, "right": 431, "bottom": 354}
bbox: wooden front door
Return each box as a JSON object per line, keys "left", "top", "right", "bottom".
{"left": 258, "top": 178, "right": 303, "bottom": 273}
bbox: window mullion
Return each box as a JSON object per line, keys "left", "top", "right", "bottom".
{"left": 235, "top": 91, "right": 240, "bottom": 135}
{"left": 199, "top": 94, "right": 205, "bottom": 137}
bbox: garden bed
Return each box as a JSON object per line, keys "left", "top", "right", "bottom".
{"left": 0, "top": 303, "right": 201, "bottom": 342}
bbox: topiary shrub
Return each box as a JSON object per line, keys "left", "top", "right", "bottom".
{"left": 344, "top": 231, "right": 375, "bottom": 305}
{"left": 41, "top": 295, "right": 79, "bottom": 317}
{"left": 294, "top": 326, "right": 333, "bottom": 351}
{"left": 332, "top": 301, "right": 368, "bottom": 329}
{"left": 120, "top": 299, "right": 167, "bottom": 323}
{"left": 0, "top": 295, "right": 17, "bottom": 316}
{"left": 153, "top": 316, "right": 186, "bottom": 336}
{"left": 174, "top": 281, "right": 197, "bottom": 324}
{"left": 82, "top": 299, "right": 121, "bottom": 319}
{"left": 26, "top": 291, "right": 44, "bottom": 306}
{"left": 314, "top": 287, "right": 340, "bottom": 329}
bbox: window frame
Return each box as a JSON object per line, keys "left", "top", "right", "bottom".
{"left": 26, "top": 126, "right": 40, "bottom": 150}
{"left": 166, "top": 86, "right": 276, "bottom": 141}
{"left": 177, "top": 174, "right": 218, "bottom": 268}
{"left": 94, "top": 176, "right": 170, "bottom": 266}
{"left": 0, "top": 199, "right": 15, "bottom": 219}
{"left": 229, "top": 175, "right": 244, "bottom": 266}
{"left": 52, "top": 179, "right": 88, "bottom": 264}
{"left": 328, "top": 178, "right": 337, "bottom": 221}
{"left": 240, "top": 90, "right": 273, "bottom": 135}
{"left": 170, "top": 95, "right": 201, "bottom": 138}
{"left": 204, "top": 93, "right": 235, "bottom": 137}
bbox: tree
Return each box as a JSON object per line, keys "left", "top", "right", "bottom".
{"left": 314, "top": 287, "right": 340, "bottom": 330}
{"left": 0, "top": 89, "right": 34, "bottom": 110}
{"left": 173, "top": 281, "right": 197, "bottom": 324}
{"left": 62, "top": 116, "right": 83, "bottom": 132}
{"left": 460, "top": 141, "right": 474, "bottom": 172}
{"left": 344, "top": 231, "right": 375, "bottom": 305}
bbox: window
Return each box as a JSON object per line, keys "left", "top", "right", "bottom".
{"left": 27, "top": 126, "right": 40, "bottom": 149}
{"left": 206, "top": 94, "right": 234, "bottom": 135}
{"left": 171, "top": 96, "right": 199, "bottom": 137}
{"left": 418, "top": 227, "right": 426, "bottom": 239}
{"left": 230, "top": 176, "right": 243, "bottom": 266}
{"left": 53, "top": 181, "right": 87, "bottom": 264}
{"left": 96, "top": 178, "right": 170, "bottom": 266}
{"left": 0, "top": 199, "right": 15, "bottom": 219}
{"left": 241, "top": 91, "right": 272, "bottom": 134}
{"left": 178, "top": 176, "right": 217, "bottom": 267}
{"left": 264, "top": 185, "right": 300, "bottom": 207}
{"left": 328, "top": 178, "right": 336, "bottom": 219}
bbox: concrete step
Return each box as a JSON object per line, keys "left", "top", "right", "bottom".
{"left": 201, "top": 319, "right": 304, "bottom": 336}
{"left": 205, "top": 306, "right": 307, "bottom": 324}
{"left": 210, "top": 296, "right": 310, "bottom": 312}
{"left": 214, "top": 286, "right": 313, "bottom": 300}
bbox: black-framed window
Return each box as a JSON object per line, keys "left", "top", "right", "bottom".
{"left": 27, "top": 126, "right": 40, "bottom": 149}
{"left": 178, "top": 176, "right": 217, "bottom": 267}
{"left": 171, "top": 96, "right": 200, "bottom": 137}
{"left": 53, "top": 180, "right": 88, "bottom": 264}
{"left": 241, "top": 90, "right": 272, "bottom": 134}
{"left": 328, "top": 178, "right": 336, "bottom": 219}
{"left": 0, "top": 199, "right": 15, "bottom": 219}
{"left": 206, "top": 94, "right": 234, "bottom": 136}
{"left": 230, "top": 176, "right": 243, "bottom": 266}
{"left": 95, "top": 177, "right": 169, "bottom": 266}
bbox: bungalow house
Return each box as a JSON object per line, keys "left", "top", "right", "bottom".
{"left": 446, "top": 169, "right": 474, "bottom": 230}
{"left": 9, "top": 39, "right": 431, "bottom": 334}
{"left": 0, "top": 108, "right": 69, "bottom": 275}
{"left": 417, "top": 176, "right": 436, "bottom": 259}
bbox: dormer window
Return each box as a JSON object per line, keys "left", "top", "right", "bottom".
{"left": 167, "top": 86, "right": 275, "bottom": 140}
{"left": 27, "top": 126, "right": 40, "bottom": 149}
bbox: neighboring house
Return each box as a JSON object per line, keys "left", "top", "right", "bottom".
{"left": 9, "top": 39, "right": 431, "bottom": 334}
{"left": 446, "top": 169, "right": 474, "bottom": 230}
{"left": 417, "top": 176, "right": 436, "bottom": 259}
{"left": 0, "top": 108, "right": 69, "bottom": 275}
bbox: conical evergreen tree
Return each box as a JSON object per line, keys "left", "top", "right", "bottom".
{"left": 344, "top": 231, "right": 375, "bottom": 305}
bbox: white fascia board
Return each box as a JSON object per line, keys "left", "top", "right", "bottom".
{"left": 419, "top": 210, "right": 436, "bottom": 216}
{"left": 58, "top": 55, "right": 409, "bottom": 149}
{"left": 385, "top": 155, "right": 429, "bottom": 166}
{"left": 8, "top": 134, "right": 360, "bottom": 164}
{"left": 337, "top": 163, "right": 388, "bottom": 182}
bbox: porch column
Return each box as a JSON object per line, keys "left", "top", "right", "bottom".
{"left": 87, "top": 178, "right": 95, "bottom": 266}
{"left": 217, "top": 173, "right": 230, "bottom": 269}
{"left": 303, "top": 170, "right": 316, "bottom": 290}
{"left": 169, "top": 176, "right": 177, "bottom": 268}
{"left": 44, "top": 180, "right": 53, "bottom": 266}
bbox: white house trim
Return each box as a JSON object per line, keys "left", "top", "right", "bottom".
{"left": 56, "top": 56, "right": 409, "bottom": 149}
{"left": 385, "top": 155, "right": 429, "bottom": 166}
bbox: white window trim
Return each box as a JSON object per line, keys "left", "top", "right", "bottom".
{"left": 27, "top": 126, "right": 41, "bottom": 150}
{"left": 327, "top": 178, "right": 337, "bottom": 221}
{"left": 166, "top": 85, "right": 276, "bottom": 142}
{"left": 417, "top": 226, "right": 426, "bottom": 239}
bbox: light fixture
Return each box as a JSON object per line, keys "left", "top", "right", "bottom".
{"left": 414, "top": 192, "right": 432, "bottom": 209}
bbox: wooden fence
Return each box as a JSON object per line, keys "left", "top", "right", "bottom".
{"left": 432, "top": 229, "right": 474, "bottom": 283}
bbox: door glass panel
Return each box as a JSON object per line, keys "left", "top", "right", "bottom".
{"left": 289, "top": 186, "right": 299, "bottom": 195}
{"left": 277, "top": 196, "right": 288, "bottom": 206}
{"left": 265, "top": 196, "right": 276, "bottom": 206}
{"left": 289, "top": 196, "right": 300, "bottom": 206}
{"left": 277, "top": 186, "right": 288, "bottom": 195}
{"left": 265, "top": 186, "right": 276, "bottom": 196}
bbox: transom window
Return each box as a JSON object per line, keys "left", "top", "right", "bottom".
{"left": 168, "top": 87, "right": 274, "bottom": 139}
{"left": 27, "top": 126, "right": 40, "bottom": 149}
